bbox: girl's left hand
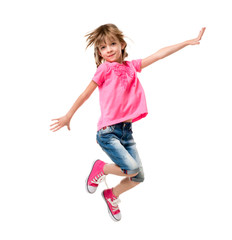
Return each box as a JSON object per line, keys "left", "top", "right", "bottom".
{"left": 187, "top": 27, "right": 206, "bottom": 45}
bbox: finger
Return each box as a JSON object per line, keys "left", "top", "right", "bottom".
{"left": 50, "top": 122, "right": 59, "bottom": 127}
{"left": 50, "top": 125, "right": 58, "bottom": 131}
{"left": 197, "top": 31, "right": 202, "bottom": 40}
{"left": 201, "top": 27, "right": 206, "bottom": 38}
{"left": 51, "top": 118, "right": 60, "bottom": 121}
{"left": 198, "top": 27, "right": 206, "bottom": 40}
{"left": 196, "top": 30, "right": 202, "bottom": 41}
{"left": 51, "top": 126, "right": 61, "bottom": 132}
{"left": 50, "top": 123, "right": 61, "bottom": 131}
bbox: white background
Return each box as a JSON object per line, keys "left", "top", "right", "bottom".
{"left": 0, "top": 0, "right": 231, "bottom": 239}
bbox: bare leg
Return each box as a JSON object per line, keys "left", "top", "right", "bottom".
{"left": 113, "top": 177, "right": 140, "bottom": 197}
{"left": 103, "top": 163, "right": 137, "bottom": 177}
{"left": 103, "top": 163, "right": 140, "bottom": 197}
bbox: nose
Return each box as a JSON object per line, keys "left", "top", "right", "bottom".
{"left": 106, "top": 45, "right": 112, "bottom": 53}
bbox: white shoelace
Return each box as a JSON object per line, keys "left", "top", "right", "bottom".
{"left": 107, "top": 198, "right": 121, "bottom": 212}
{"left": 91, "top": 172, "right": 109, "bottom": 189}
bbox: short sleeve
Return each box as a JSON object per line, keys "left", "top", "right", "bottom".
{"left": 92, "top": 63, "right": 107, "bottom": 87}
{"left": 131, "top": 59, "right": 142, "bottom": 73}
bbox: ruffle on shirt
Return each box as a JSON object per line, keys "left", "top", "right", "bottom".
{"left": 107, "top": 62, "right": 136, "bottom": 91}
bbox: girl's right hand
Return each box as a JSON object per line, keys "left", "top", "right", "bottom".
{"left": 187, "top": 27, "right": 206, "bottom": 45}
{"left": 50, "top": 115, "right": 71, "bottom": 132}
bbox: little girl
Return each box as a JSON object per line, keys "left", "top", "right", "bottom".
{"left": 50, "top": 24, "right": 205, "bottom": 221}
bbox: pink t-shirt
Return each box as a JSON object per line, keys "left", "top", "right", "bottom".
{"left": 93, "top": 59, "right": 148, "bottom": 131}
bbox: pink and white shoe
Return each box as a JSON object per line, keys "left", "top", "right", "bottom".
{"left": 102, "top": 188, "right": 121, "bottom": 221}
{"left": 86, "top": 160, "right": 107, "bottom": 194}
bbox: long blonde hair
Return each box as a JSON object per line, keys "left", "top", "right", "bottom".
{"left": 85, "top": 24, "right": 128, "bottom": 67}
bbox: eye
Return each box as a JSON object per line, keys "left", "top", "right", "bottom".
{"left": 111, "top": 42, "right": 116, "bottom": 46}
{"left": 100, "top": 46, "right": 105, "bottom": 50}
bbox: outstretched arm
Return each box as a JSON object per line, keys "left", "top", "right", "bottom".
{"left": 141, "top": 27, "right": 206, "bottom": 69}
{"left": 50, "top": 80, "right": 98, "bottom": 132}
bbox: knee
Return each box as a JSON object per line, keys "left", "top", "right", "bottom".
{"left": 122, "top": 165, "right": 144, "bottom": 182}
{"left": 131, "top": 175, "right": 145, "bottom": 183}
{"left": 127, "top": 172, "right": 139, "bottom": 178}
{"left": 130, "top": 168, "right": 145, "bottom": 183}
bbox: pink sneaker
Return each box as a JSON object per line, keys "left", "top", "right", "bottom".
{"left": 86, "top": 160, "right": 106, "bottom": 194}
{"left": 102, "top": 189, "right": 121, "bottom": 221}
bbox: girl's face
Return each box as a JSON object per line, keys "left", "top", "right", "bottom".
{"left": 98, "top": 37, "right": 125, "bottom": 63}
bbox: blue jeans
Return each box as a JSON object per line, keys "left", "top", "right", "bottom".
{"left": 96, "top": 122, "right": 144, "bottom": 182}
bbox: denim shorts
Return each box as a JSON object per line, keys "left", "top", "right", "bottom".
{"left": 96, "top": 122, "right": 144, "bottom": 182}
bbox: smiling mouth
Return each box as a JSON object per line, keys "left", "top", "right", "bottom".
{"left": 108, "top": 53, "right": 115, "bottom": 57}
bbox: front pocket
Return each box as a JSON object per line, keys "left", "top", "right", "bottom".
{"left": 99, "top": 125, "right": 115, "bottom": 136}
